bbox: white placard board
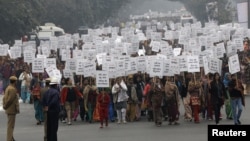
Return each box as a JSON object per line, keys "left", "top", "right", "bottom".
{"left": 75, "top": 60, "right": 85, "bottom": 75}
{"left": 32, "top": 58, "right": 44, "bottom": 73}
{"left": 150, "top": 59, "right": 163, "bottom": 77}
{"left": 187, "top": 55, "right": 200, "bottom": 73}
{"left": 45, "top": 58, "right": 57, "bottom": 68}
{"left": 96, "top": 71, "right": 109, "bottom": 88}
{"left": 23, "top": 50, "right": 34, "bottom": 63}
{"left": 228, "top": 54, "right": 241, "bottom": 74}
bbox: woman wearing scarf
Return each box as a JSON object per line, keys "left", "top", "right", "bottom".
{"left": 165, "top": 77, "right": 180, "bottom": 125}
{"left": 148, "top": 76, "right": 165, "bottom": 126}
{"left": 60, "top": 78, "right": 83, "bottom": 125}
{"left": 188, "top": 73, "right": 203, "bottom": 123}
{"left": 223, "top": 72, "right": 233, "bottom": 119}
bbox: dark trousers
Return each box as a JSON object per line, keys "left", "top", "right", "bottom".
{"left": 213, "top": 103, "right": 221, "bottom": 124}
{"left": 47, "top": 111, "right": 59, "bottom": 141}
{"left": 79, "top": 99, "right": 86, "bottom": 121}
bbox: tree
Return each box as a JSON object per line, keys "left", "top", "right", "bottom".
{"left": 169, "top": 0, "right": 231, "bottom": 25}
{"left": 0, "top": 0, "right": 130, "bottom": 43}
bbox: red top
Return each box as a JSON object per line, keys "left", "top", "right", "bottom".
{"left": 143, "top": 84, "right": 151, "bottom": 96}
{"left": 97, "top": 93, "right": 110, "bottom": 108}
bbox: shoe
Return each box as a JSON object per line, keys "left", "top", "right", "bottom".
{"left": 100, "top": 126, "right": 103, "bottom": 128}
{"left": 156, "top": 123, "right": 162, "bottom": 127}
{"left": 194, "top": 121, "right": 200, "bottom": 123}
{"left": 174, "top": 122, "right": 180, "bottom": 125}
{"left": 36, "top": 121, "right": 41, "bottom": 125}
{"left": 237, "top": 120, "right": 241, "bottom": 125}
{"left": 168, "top": 122, "right": 172, "bottom": 125}
{"left": 62, "top": 120, "right": 66, "bottom": 123}
{"left": 67, "top": 122, "right": 71, "bottom": 125}
{"left": 73, "top": 119, "right": 77, "bottom": 121}
{"left": 117, "top": 120, "right": 121, "bottom": 124}
{"left": 123, "top": 120, "right": 127, "bottom": 124}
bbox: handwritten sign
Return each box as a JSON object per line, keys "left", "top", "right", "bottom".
{"left": 32, "top": 58, "right": 44, "bottom": 73}
{"left": 150, "top": 59, "right": 163, "bottom": 77}
{"left": 228, "top": 54, "right": 240, "bottom": 74}
{"left": 187, "top": 55, "right": 200, "bottom": 72}
{"left": 96, "top": 71, "right": 109, "bottom": 88}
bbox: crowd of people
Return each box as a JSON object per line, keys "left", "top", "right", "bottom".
{"left": 1, "top": 17, "right": 250, "bottom": 141}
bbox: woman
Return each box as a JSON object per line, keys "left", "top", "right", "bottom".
{"left": 228, "top": 74, "right": 244, "bottom": 125}
{"left": 188, "top": 73, "right": 203, "bottom": 123}
{"left": 148, "top": 76, "right": 165, "bottom": 126}
{"left": 97, "top": 88, "right": 111, "bottom": 128}
{"left": 165, "top": 77, "right": 180, "bottom": 125}
{"left": 112, "top": 77, "right": 128, "bottom": 124}
{"left": 210, "top": 72, "right": 226, "bottom": 125}
{"left": 83, "top": 81, "right": 98, "bottom": 123}
{"left": 60, "top": 78, "right": 83, "bottom": 125}
{"left": 223, "top": 72, "right": 233, "bottom": 120}
{"left": 18, "top": 68, "right": 32, "bottom": 103}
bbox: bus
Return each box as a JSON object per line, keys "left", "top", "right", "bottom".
{"left": 37, "top": 23, "right": 65, "bottom": 40}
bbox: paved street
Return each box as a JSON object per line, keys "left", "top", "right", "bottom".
{"left": 0, "top": 94, "right": 250, "bottom": 141}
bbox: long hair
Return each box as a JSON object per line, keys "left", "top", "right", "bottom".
{"left": 213, "top": 72, "right": 221, "bottom": 82}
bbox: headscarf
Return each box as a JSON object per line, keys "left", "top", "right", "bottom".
{"left": 223, "top": 73, "right": 231, "bottom": 88}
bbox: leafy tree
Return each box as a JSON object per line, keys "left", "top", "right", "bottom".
{"left": 0, "top": 0, "right": 130, "bottom": 43}
{"left": 169, "top": 0, "right": 231, "bottom": 25}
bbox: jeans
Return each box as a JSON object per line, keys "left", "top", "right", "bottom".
{"left": 21, "top": 86, "right": 30, "bottom": 103}
{"left": 34, "top": 100, "right": 44, "bottom": 122}
{"left": 231, "top": 97, "right": 243, "bottom": 124}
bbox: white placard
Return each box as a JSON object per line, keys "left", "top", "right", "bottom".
{"left": 45, "top": 58, "right": 56, "bottom": 68}
{"left": 170, "top": 58, "right": 180, "bottom": 75}
{"left": 163, "top": 59, "right": 172, "bottom": 76}
{"left": 127, "top": 58, "right": 138, "bottom": 75}
{"left": 73, "top": 50, "right": 83, "bottom": 59}
{"left": 203, "top": 56, "right": 210, "bottom": 75}
{"left": 178, "top": 56, "right": 188, "bottom": 72}
{"left": 32, "top": 58, "right": 44, "bottom": 73}
{"left": 63, "top": 69, "right": 74, "bottom": 78}
{"left": 23, "top": 50, "right": 34, "bottom": 63}
{"left": 83, "top": 61, "right": 96, "bottom": 77}
{"left": 173, "top": 48, "right": 182, "bottom": 56}
{"left": 187, "top": 55, "right": 200, "bottom": 73}
{"left": 75, "top": 60, "right": 85, "bottom": 75}
{"left": 137, "top": 56, "right": 146, "bottom": 72}
{"left": 209, "top": 58, "right": 222, "bottom": 74}
{"left": 65, "top": 59, "right": 76, "bottom": 72}
{"left": 150, "top": 59, "right": 163, "bottom": 78}
{"left": 228, "top": 54, "right": 240, "bottom": 74}
{"left": 0, "top": 44, "right": 8, "bottom": 56}
{"left": 96, "top": 71, "right": 109, "bottom": 88}
{"left": 108, "top": 63, "right": 116, "bottom": 79}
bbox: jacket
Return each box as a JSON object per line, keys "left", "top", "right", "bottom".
{"left": 3, "top": 84, "right": 20, "bottom": 114}
{"left": 60, "top": 85, "right": 83, "bottom": 104}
